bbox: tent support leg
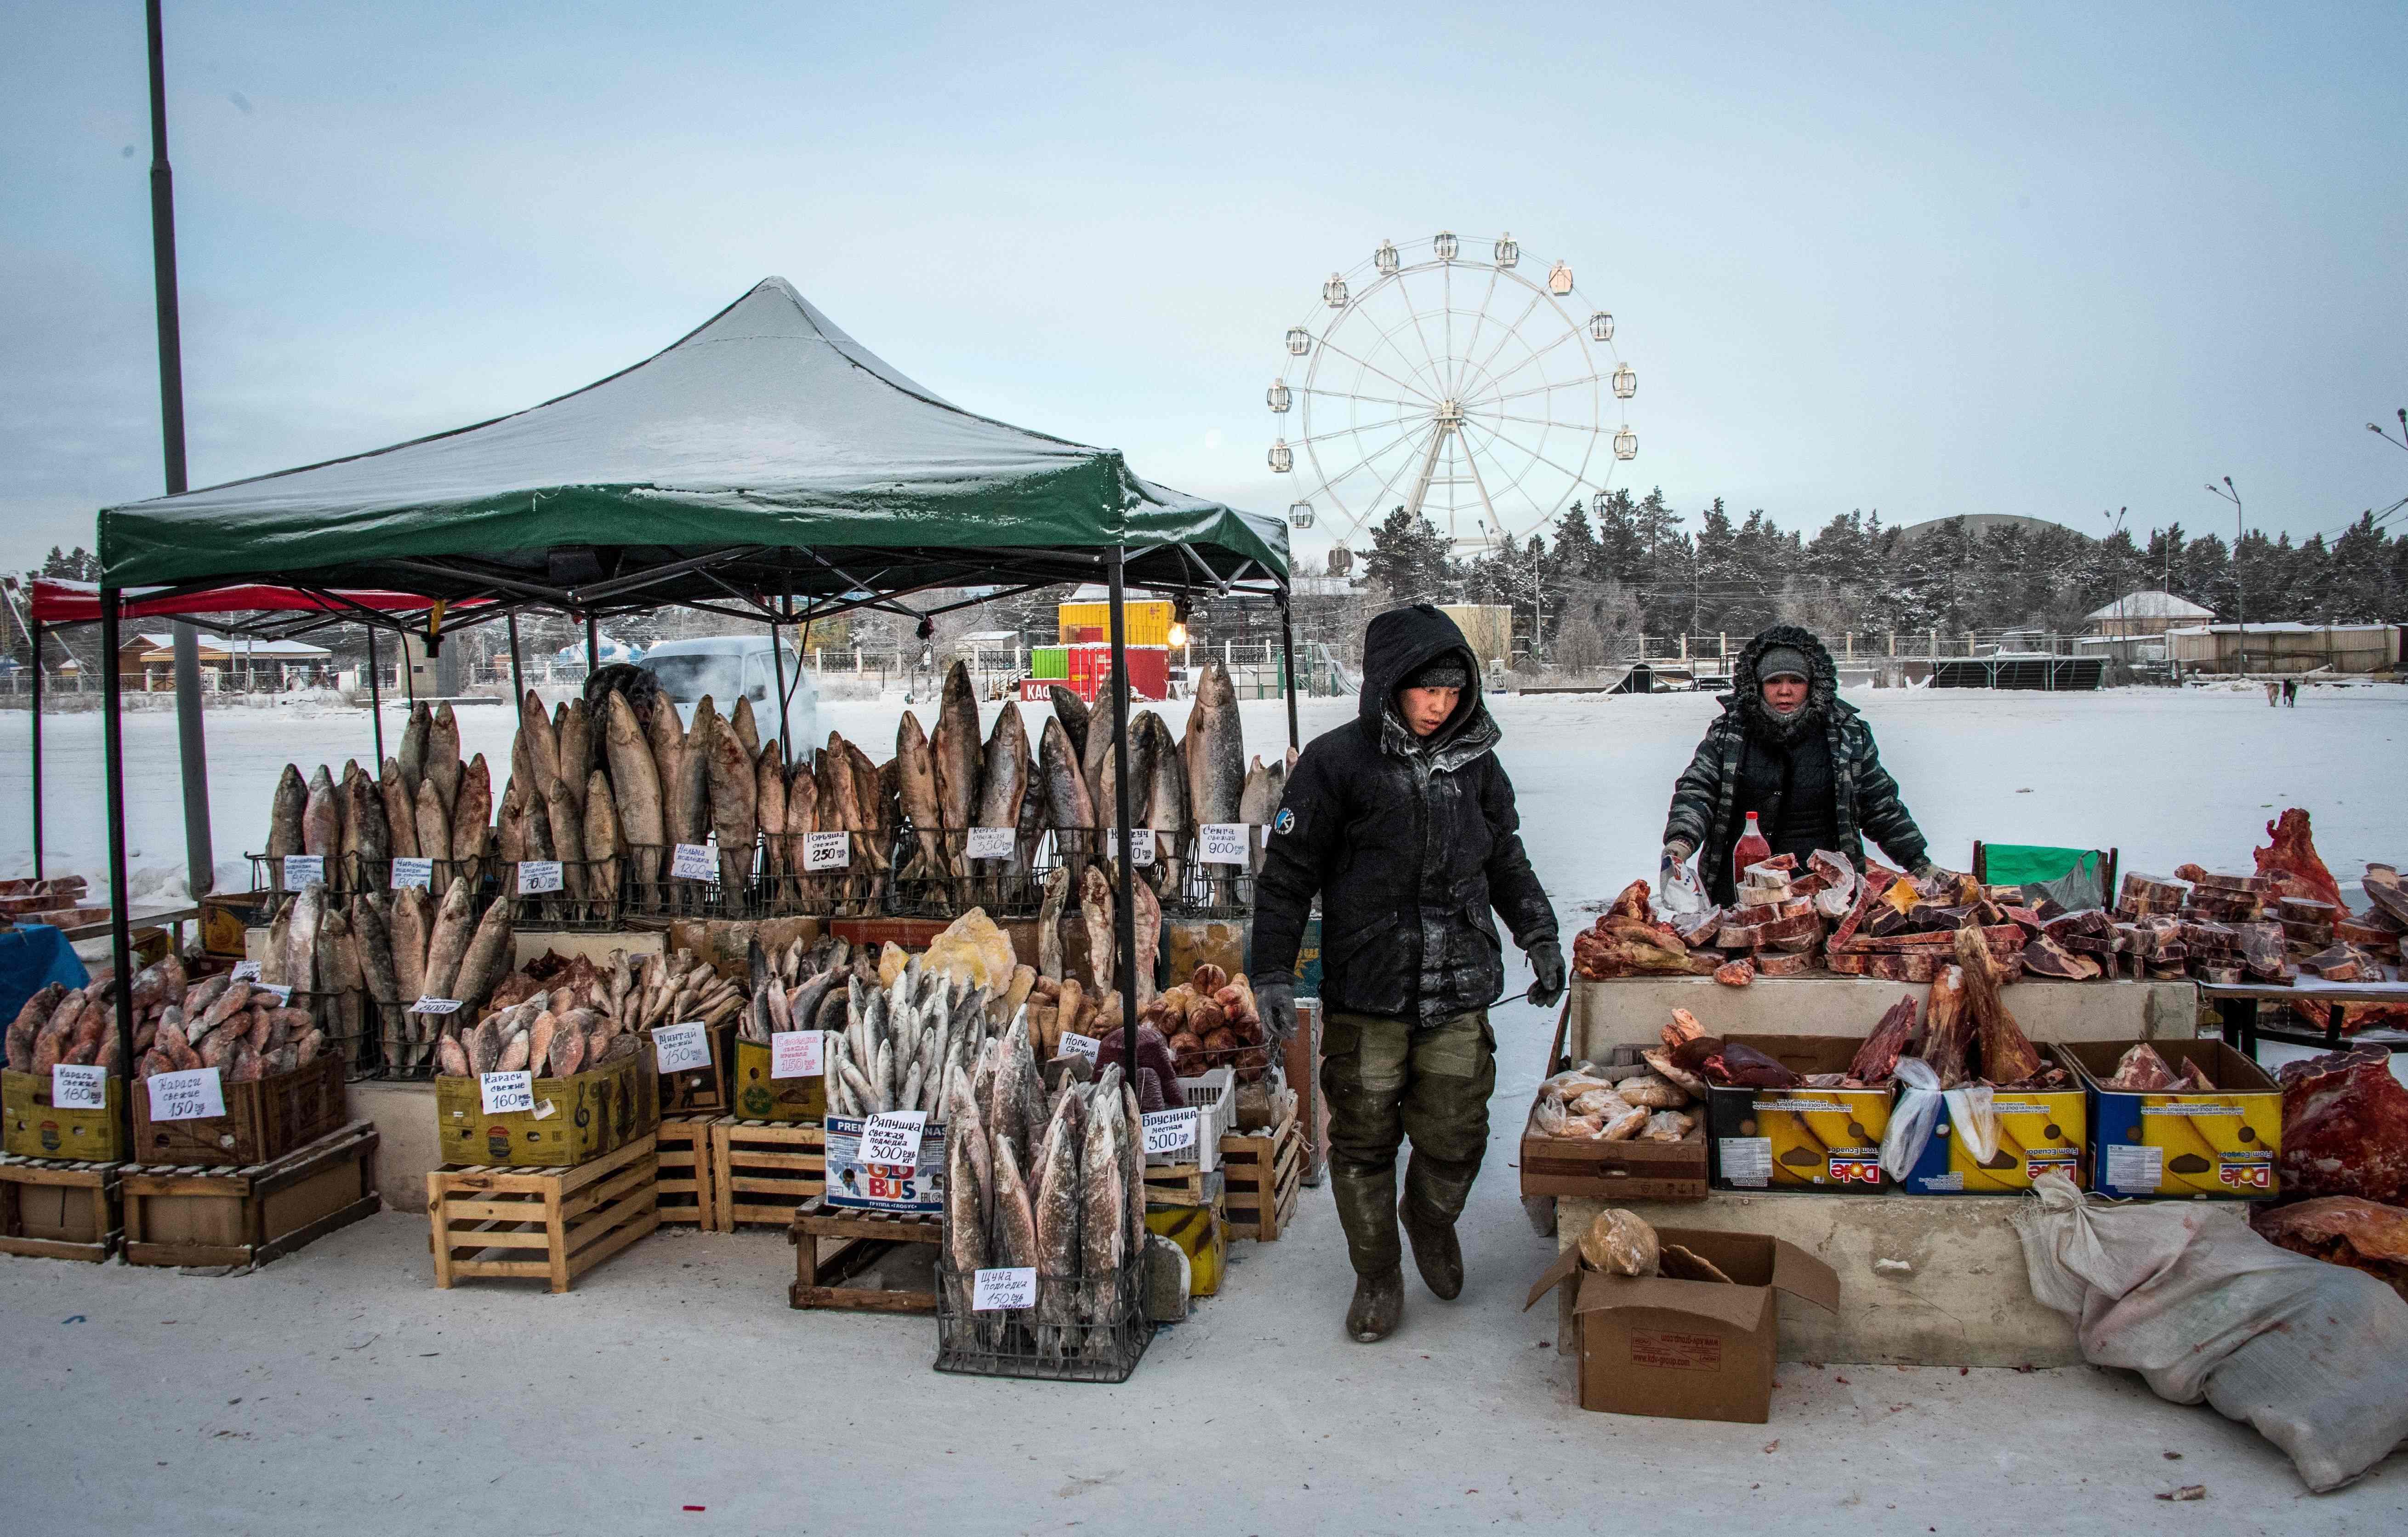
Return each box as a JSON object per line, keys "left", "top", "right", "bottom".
{"left": 366, "top": 625, "right": 384, "bottom": 763}
{"left": 1108, "top": 547, "right": 1138, "bottom": 1075}
{"left": 29, "top": 617, "right": 43, "bottom": 880}
{"left": 171, "top": 622, "right": 213, "bottom": 897}
{"left": 1279, "top": 593, "right": 1299, "bottom": 751}
{"left": 585, "top": 613, "right": 599, "bottom": 675}
{"left": 506, "top": 611, "right": 524, "bottom": 700}
{"left": 101, "top": 590, "right": 138, "bottom": 1155}
{"left": 769, "top": 610, "right": 792, "bottom": 762}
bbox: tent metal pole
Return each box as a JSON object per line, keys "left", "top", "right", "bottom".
{"left": 171, "top": 623, "right": 213, "bottom": 896}
{"left": 585, "top": 613, "right": 600, "bottom": 674}
{"left": 1279, "top": 592, "right": 1300, "bottom": 751}
{"left": 507, "top": 611, "right": 524, "bottom": 699}
{"left": 101, "top": 590, "right": 138, "bottom": 1155}
{"left": 1108, "top": 548, "right": 1139, "bottom": 1077}
{"left": 366, "top": 624, "right": 385, "bottom": 763}
{"left": 29, "top": 616, "right": 43, "bottom": 880}
{"left": 768, "top": 608, "right": 792, "bottom": 762}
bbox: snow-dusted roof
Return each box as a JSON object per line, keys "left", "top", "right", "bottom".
{"left": 2085, "top": 590, "right": 2215, "bottom": 622}
{"left": 131, "top": 631, "right": 331, "bottom": 657}
{"left": 2165, "top": 621, "right": 2398, "bottom": 636}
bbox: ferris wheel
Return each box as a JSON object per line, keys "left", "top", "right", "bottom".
{"left": 1267, "top": 231, "right": 1637, "bottom": 554}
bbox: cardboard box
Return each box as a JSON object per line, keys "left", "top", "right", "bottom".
{"left": 730, "top": 1038, "right": 828, "bottom": 1122}
{"left": 2059, "top": 1039, "right": 2281, "bottom": 1199}
{"left": 433, "top": 1052, "right": 659, "bottom": 1167}
{"left": 821, "top": 1114, "right": 946, "bottom": 1213}
{"left": 1705, "top": 1036, "right": 1890, "bottom": 1192}
{"left": 3, "top": 1068, "right": 127, "bottom": 1162}
{"left": 1525, "top": 1227, "right": 1840, "bottom": 1423}
{"left": 1892, "top": 1085, "right": 2086, "bottom": 1195}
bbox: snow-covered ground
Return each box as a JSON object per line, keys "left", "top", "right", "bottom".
{"left": 6, "top": 679, "right": 2402, "bottom": 914}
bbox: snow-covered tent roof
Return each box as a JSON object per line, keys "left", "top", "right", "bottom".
{"left": 2085, "top": 590, "right": 2214, "bottom": 623}
{"left": 96, "top": 279, "right": 1286, "bottom": 611}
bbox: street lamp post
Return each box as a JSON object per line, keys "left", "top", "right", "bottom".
{"left": 2205, "top": 477, "right": 2244, "bottom": 676}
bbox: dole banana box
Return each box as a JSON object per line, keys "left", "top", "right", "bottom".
{"left": 1894, "top": 1083, "right": 2085, "bottom": 1195}
{"left": 2059, "top": 1040, "right": 2280, "bottom": 1200}
{"left": 1706, "top": 1035, "right": 1890, "bottom": 1193}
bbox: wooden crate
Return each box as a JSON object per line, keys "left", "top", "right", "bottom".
{"left": 786, "top": 1194, "right": 939, "bottom": 1314}
{"left": 653, "top": 1023, "right": 736, "bottom": 1115}
{"left": 1221, "top": 1095, "right": 1305, "bottom": 1241}
{"left": 1142, "top": 1163, "right": 1225, "bottom": 1213}
{"left": 122, "top": 1120, "right": 381, "bottom": 1270}
{"left": 0, "top": 1155, "right": 122, "bottom": 1263}
{"left": 654, "top": 1114, "right": 718, "bottom": 1229}
{"left": 714, "top": 1118, "right": 826, "bottom": 1229}
{"left": 426, "top": 1134, "right": 659, "bottom": 1292}
{"left": 131, "top": 1053, "right": 347, "bottom": 1168}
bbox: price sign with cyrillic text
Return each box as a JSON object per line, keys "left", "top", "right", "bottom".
{"left": 770, "top": 1030, "right": 825, "bottom": 1079}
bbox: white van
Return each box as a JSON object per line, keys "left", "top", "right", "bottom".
{"left": 637, "top": 636, "right": 819, "bottom": 749}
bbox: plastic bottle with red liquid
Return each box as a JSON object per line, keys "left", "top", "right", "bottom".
{"left": 1732, "top": 812, "right": 1771, "bottom": 889}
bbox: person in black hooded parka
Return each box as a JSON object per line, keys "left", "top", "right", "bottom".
{"left": 1250, "top": 604, "right": 1561, "bottom": 1343}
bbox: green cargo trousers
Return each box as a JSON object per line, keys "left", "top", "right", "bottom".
{"left": 1321, "top": 1009, "right": 1496, "bottom": 1278}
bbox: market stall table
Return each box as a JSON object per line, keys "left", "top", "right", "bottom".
{"left": 2204, "top": 979, "right": 2408, "bottom": 1058}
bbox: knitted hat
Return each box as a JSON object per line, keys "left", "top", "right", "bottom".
{"left": 1400, "top": 656, "right": 1470, "bottom": 691}
{"left": 1756, "top": 645, "right": 1811, "bottom": 685}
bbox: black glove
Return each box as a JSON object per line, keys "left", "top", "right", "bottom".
{"left": 1525, "top": 939, "right": 1566, "bottom": 1008}
{"left": 1254, "top": 975, "right": 1298, "bottom": 1045}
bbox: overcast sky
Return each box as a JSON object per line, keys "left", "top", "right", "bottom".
{"left": 5, "top": 1, "right": 2402, "bottom": 572}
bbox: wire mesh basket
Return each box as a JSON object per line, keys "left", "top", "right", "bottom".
{"left": 245, "top": 853, "right": 500, "bottom": 918}
{"left": 507, "top": 857, "right": 627, "bottom": 931}
{"left": 883, "top": 826, "right": 1045, "bottom": 920}
{"left": 758, "top": 831, "right": 893, "bottom": 917}
{"left": 1163, "top": 832, "right": 1260, "bottom": 919}
{"left": 619, "top": 839, "right": 768, "bottom": 920}
{"left": 934, "top": 1258, "right": 1153, "bottom": 1384}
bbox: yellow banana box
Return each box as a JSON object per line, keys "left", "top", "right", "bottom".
{"left": 1706, "top": 1035, "right": 1891, "bottom": 1193}
{"left": 1894, "top": 1085, "right": 2085, "bottom": 1194}
{"left": 2059, "top": 1040, "right": 2281, "bottom": 1200}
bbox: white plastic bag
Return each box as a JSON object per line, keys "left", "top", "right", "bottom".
{"left": 1942, "top": 1082, "right": 1998, "bottom": 1166}
{"left": 1657, "top": 852, "right": 1707, "bottom": 915}
{"left": 1880, "top": 1058, "right": 1944, "bottom": 1180}
{"left": 2014, "top": 1171, "right": 2408, "bottom": 1491}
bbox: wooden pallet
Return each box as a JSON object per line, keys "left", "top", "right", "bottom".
{"left": 713, "top": 1118, "right": 826, "bottom": 1229}
{"left": 786, "top": 1194, "right": 939, "bottom": 1314}
{"left": 1142, "top": 1161, "right": 1225, "bottom": 1213}
{"left": 655, "top": 1114, "right": 717, "bottom": 1229}
{"left": 121, "top": 1120, "right": 381, "bottom": 1271}
{"left": 427, "top": 1134, "right": 658, "bottom": 1292}
{"left": 0, "top": 1155, "right": 123, "bottom": 1263}
{"left": 1221, "top": 1096, "right": 1305, "bottom": 1241}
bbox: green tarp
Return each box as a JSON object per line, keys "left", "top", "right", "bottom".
{"left": 97, "top": 278, "right": 1286, "bottom": 605}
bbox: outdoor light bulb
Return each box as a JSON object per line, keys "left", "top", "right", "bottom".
{"left": 1168, "top": 623, "right": 1188, "bottom": 646}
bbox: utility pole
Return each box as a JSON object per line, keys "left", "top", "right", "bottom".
{"left": 148, "top": 0, "right": 214, "bottom": 897}
{"left": 2205, "top": 477, "right": 2244, "bottom": 676}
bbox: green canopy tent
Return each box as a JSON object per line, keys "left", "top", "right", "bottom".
{"left": 90, "top": 278, "right": 1293, "bottom": 1165}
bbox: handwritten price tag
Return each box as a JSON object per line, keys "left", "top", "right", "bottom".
{"left": 230, "top": 960, "right": 262, "bottom": 983}
{"left": 1198, "top": 824, "right": 1250, "bottom": 866}
{"left": 653, "top": 1021, "right": 713, "bottom": 1074}
{"left": 256, "top": 983, "right": 293, "bottom": 1004}
{"left": 671, "top": 843, "right": 716, "bottom": 881}
{"left": 973, "top": 1266, "right": 1037, "bottom": 1312}
{"left": 770, "top": 1030, "right": 825, "bottom": 1079}
{"left": 517, "top": 859, "right": 564, "bottom": 894}
{"left": 280, "top": 854, "right": 324, "bottom": 891}
{"left": 52, "top": 1063, "right": 108, "bottom": 1110}
{"left": 389, "top": 857, "right": 433, "bottom": 889}
{"left": 480, "top": 1070, "right": 535, "bottom": 1114}
{"left": 803, "top": 831, "right": 850, "bottom": 871}
{"left": 147, "top": 1067, "right": 226, "bottom": 1122}
{"left": 1142, "top": 1106, "right": 1199, "bottom": 1155}
{"left": 411, "top": 996, "right": 462, "bottom": 1016}
{"left": 1059, "top": 1031, "right": 1101, "bottom": 1063}
{"left": 1128, "top": 837, "right": 1156, "bottom": 868}
{"left": 859, "top": 1110, "right": 928, "bottom": 1167}
{"left": 965, "top": 826, "right": 1014, "bottom": 860}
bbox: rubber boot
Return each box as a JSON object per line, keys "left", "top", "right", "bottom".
{"left": 1329, "top": 1161, "right": 1403, "bottom": 1277}
{"left": 1400, "top": 1198, "right": 1464, "bottom": 1301}
{"left": 1347, "top": 1266, "right": 1405, "bottom": 1343}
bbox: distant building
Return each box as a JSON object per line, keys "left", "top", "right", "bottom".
{"left": 127, "top": 631, "right": 333, "bottom": 690}
{"left": 2165, "top": 622, "right": 2403, "bottom": 677}
{"left": 2085, "top": 590, "right": 2216, "bottom": 638}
